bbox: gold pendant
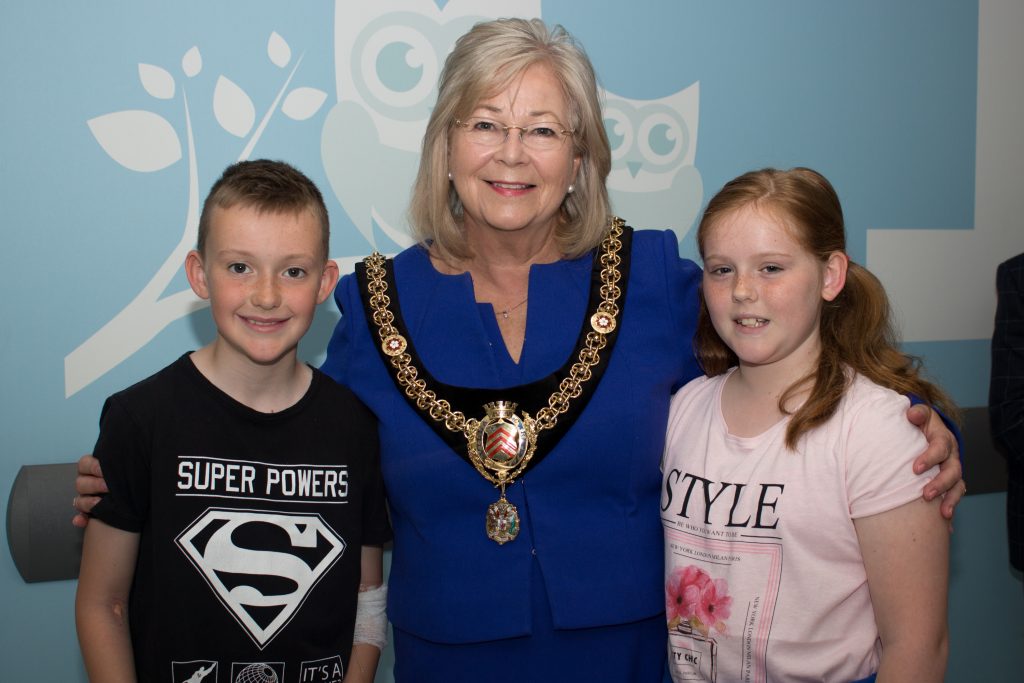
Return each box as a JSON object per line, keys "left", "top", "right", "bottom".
{"left": 486, "top": 491, "right": 520, "bottom": 545}
{"left": 467, "top": 402, "right": 537, "bottom": 544}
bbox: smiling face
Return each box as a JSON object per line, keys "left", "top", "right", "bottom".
{"left": 701, "top": 204, "right": 846, "bottom": 381}
{"left": 448, "top": 63, "right": 581, "bottom": 246}
{"left": 186, "top": 204, "right": 339, "bottom": 372}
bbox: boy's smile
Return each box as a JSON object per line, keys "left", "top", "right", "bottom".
{"left": 186, "top": 204, "right": 338, "bottom": 372}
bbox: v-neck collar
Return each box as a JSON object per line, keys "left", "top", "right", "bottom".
{"left": 392, "top": 244, "right": 593, "bottom": 388}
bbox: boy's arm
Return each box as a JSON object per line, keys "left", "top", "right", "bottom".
{"left": 76, "top": 518, "right": 140, "bottom": 683}
{"left": 343, "top": 545, "right": 386, "bottom": 683}
{"left": 854, "top": 496, "right": 949, "bottom": 683}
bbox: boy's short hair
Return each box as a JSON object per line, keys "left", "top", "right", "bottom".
{"left": 197, "top": 159, "right": 330, "bottom": 260}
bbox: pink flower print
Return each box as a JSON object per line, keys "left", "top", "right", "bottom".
{"left": 694, "top": 577, "right": 732, "bottom": 635}
{"left": 666, "top": 565, "right": 711, "bottom": 627}
{"left": 666, "top": 565, "right": 732, "bottom": 635}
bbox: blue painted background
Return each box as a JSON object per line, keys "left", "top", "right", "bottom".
{"left": 1, "top": 1, "right": 1020, "bottom": 680}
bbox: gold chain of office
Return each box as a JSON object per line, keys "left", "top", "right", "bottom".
{"left": 362, "top": 216, "right": 625, "bottom": 489}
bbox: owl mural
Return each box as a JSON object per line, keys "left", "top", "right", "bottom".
{"left": 602, "top": 82, "right": 703, "bottom": 240}
{"left": 322, "top": 0, "right": 541, "bottom": 252}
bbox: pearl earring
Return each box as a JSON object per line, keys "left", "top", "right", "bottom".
{"left": 567, "top": 184, "right": 575, "bottom": 194}
{"left": 448, "top": 171, "right": 454, "bottom": 181}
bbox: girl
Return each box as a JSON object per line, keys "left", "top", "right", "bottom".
{"left": 661, "top": 168, "right": 954, "bottom": 683}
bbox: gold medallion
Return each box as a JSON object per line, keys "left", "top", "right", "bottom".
{"left": 381, "top": 333, "right": 407, "bottom": 357}
{"left": 590, "top": 310, "right": 616, "bottom": 334}
{"left": 470, "top": 401, "right": 533, "bottom": 473}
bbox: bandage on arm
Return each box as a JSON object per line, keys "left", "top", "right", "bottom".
{"left": 353, "top": 583, "right": 388, "bottom": 650}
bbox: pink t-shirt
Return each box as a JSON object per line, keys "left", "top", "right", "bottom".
{"left": 661, "top": 370, "right": 935, "bottom": 683}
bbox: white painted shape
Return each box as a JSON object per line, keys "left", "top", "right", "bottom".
{"left": 282, "top": 87, "right": 328, "bottom": 121}
{"left": 268, "top": 31, "right": 291, "bottom": 68}
{"left": 867, "top": 0, "right": 1024, "bottom": 342}
{"left": 87, "top": 110, "right": 182, "bottom": 172}
{"left": 139, "top": 63, "right": 175, "bottom": 99}
{"left": 182, "top": 46, "right": 202, "bottom": 78}
{"left": 213, "top": 75, "right": 256, "bottom": 138}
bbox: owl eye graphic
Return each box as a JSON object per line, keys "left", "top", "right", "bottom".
{"left": 352, "top": 20, "right": 440, "bottom": 119}
{"left": 635, "top": 108, "right": 689, "bottom": 172}
{"left": 603, "top": 106, "right": 635, "bottom": 164}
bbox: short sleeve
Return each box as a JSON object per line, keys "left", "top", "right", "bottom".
{"left": 89, "top": 395, "right": 152, "bottom": 532}
{"left": 843, "top": 379, "right": 935, "bottom": 519}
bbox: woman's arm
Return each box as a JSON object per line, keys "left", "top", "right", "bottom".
{"left": 854, "top": 495, "right": 949, "bottom": 683}
{"left": 343, "top": 545, "right": 386, "bottom": 683}
{"left": 75, "top": 518, "right": 140, "bottom": 683}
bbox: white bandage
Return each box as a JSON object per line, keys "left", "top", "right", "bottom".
{"left": 353, "top": 583, "right": 388, "bottom": 650}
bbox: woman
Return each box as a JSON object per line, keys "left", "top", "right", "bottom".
{"left": 77, "top": 18, "right": 963, "bottom": 682}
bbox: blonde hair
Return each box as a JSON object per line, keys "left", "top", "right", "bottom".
{"left": 408, "top": 18, "right": 612, "bottom": 262}
{"left": 695, "top": 167, "right": 959, "bottom": 448}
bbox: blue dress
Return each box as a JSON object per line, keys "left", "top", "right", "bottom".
{"left": 322, "top": 229, "right": 701, "bottom": 681}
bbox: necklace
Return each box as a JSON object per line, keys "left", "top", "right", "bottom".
{"left": 361, "top": 217, "right": 626, "bottom": 544}
{"left": 499, "top": 296, "right": 528, "bottom": 319}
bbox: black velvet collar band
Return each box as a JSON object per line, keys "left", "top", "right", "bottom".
{"left": 355, "top": 226, "right": 633, "bottom": 475}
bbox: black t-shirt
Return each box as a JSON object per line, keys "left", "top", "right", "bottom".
{"left": 90, "top": 354, "right": 391, "bottom": 683}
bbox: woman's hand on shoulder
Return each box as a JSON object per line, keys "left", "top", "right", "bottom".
{"left": 907, "top": 403, "right": 964, "bottom": 523}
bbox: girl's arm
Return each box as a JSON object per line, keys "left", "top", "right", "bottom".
{"left": 343, "top": 545, "right": 386, "bottom": 683}
{"left": 75, "top": 518, "right": 140, "bottom": 683}
{"left": 854, "top": 496, "right": 949, "bottom": 683}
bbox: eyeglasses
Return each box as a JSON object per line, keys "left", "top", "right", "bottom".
{"left": 454, "top": 117, "right": 574, "bottom": 151}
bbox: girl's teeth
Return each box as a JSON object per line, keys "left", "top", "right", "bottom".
{"left": 737, "top": 318, "right": 766, "bottom": 327}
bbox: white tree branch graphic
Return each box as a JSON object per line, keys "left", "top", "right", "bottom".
{"left": 65, "top": 32, "right": 326, "bottom": 397}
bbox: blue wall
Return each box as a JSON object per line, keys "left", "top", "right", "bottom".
{"left": 2, "top": 1, "right": 1021, "bottom": 680}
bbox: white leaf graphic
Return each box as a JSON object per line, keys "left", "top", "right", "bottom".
{"left": 182, "top": 46, "right": 202, "bottom": 78}
{"left": 268, "top": 31, "right": 291, "bottom": 67}
{"left": 87, "top": 110, "right": 182, "bottom": 172}
{"left": 138, "top": 63, "right": 174, "bottom": 99}
{"left": 282, "top": 87, "right": 327, "bottom": 121}
{"left": 213, "top": 76, "right": 255, "bottom": 138}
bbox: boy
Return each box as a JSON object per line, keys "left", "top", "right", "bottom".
{"left": 75, "top": 160, "right": 390, "bottom": 683}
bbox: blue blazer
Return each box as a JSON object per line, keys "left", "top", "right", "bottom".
{"left": 322, "top": 230, "right": 701, "bottom": 642}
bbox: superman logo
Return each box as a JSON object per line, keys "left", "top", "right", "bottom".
{"left": 176, "top": 508, "right": 346, "bottom": 648}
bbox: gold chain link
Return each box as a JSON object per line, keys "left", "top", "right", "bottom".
{"left": 363, "top": 217, "right": 625, "bottom": 455}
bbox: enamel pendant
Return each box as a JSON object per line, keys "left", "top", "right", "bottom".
{"left": 486, "top": 493, "right": 520, "bottom": 545}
